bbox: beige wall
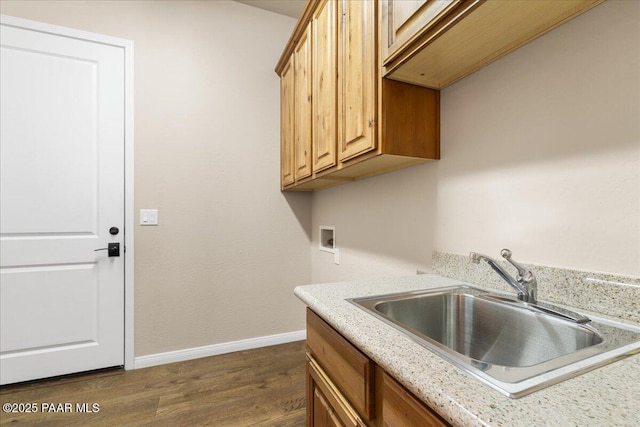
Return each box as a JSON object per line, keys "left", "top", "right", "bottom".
{"left": 312, "top": 0, "right": 640, "bottom": 283}
{"left": 3, "top": 0, "right": 638, "bottom": 359}
{"left": 1, "top": 1, "right": 312, "bottom": 356}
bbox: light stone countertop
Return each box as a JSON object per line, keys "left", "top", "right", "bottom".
{"left": 294, "top": 274, "right": 640, "bottom": 427}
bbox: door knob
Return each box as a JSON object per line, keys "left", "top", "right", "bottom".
{"left": 109, "top": 227, "right": 120, "bottom": 235}
{"left": 94, "top": 243, "right": 120, "bottom": 257}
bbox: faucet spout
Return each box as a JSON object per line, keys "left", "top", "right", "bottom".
{"left": 470, "top": 250, "right": 537, "bottom": 303}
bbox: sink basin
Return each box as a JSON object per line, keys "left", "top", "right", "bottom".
{"left": 375, "top": 292, "right": 603, "bottom": 368}
{"left": 350, "top": 285, "right": 640, "bottom": 397}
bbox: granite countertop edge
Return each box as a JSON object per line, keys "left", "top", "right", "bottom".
{"left": 294, "top": 274, "right": 640, "bottom": 427}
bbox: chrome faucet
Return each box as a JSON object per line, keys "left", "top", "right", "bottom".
{"left": 470, "top": 249, "right": 538, "bottom": 303}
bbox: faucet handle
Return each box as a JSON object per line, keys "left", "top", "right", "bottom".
{"left": 500, "top": 248, "right": 513, "bottom": 259}
{"left": 500, "top": 249, "right": 530, "bottom": 280}
{"left": 501, "top": 249, "right": 537, "bottom": 302}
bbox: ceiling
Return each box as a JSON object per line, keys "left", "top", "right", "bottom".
{"left": 234, "top": 0, "right": 306, "bottom": 19}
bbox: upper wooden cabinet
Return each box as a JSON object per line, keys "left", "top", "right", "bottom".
{"left": 294, "top": 25, "right": 313, "bottom": 181}
{"left": 381, "top": 0, "right": 460, "bottom": 65}
{"left": 382, "top": 0, "right": 604, "bottom": 89}
{"left": 312, "top": 0, "right": 338, "bottom": 173}
{"left": 280, "top": 25, "right": 313, "bottom": 189}
{"left": 276, "top": 0, "right": 440, "bottom": 191}
{"left": 280, "top": 56, "right": 294, "bottom": 188}
{"left": 278, "top": 0, "right": 604, "bottom": 190}
{"left": 338, "top": 0, "right": 377, "bottom": 163}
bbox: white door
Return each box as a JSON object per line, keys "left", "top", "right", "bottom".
{"left": 0, "top": 19, "right": 126, "bottom": 384}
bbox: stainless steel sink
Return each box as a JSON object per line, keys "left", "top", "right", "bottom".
{"left": 350, "top": 285, "right": 640, "bottom": 397}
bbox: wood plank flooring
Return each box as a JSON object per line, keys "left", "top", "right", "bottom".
{"left": 0, "top": 341, "right": 307, "bottom": 426}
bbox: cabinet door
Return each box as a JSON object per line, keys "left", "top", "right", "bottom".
{"left": 311, "top": 385, "right": 345, "bottom": 427}
{"left": 280, "top": 56, "right": 295, "bottom": 188}
{"left": 338, "top": 0, "right": 376, "bottom": 162}
{"left": 307, "top": 354, "right": 366, "bottom": 427}
{"left": 383, "top": 373, "right": 450, "bottom": 427}
{"left": 312, "top": 0, "right": 338, "bottom": 172}
{"left": 381, "top": 0, "right": 459, "bottom": 64}
{"left": 294, "top": 25, "right": 313, "bottom": 180}
{"left": 307, "top": 309, "right": 376, "bottom": 421}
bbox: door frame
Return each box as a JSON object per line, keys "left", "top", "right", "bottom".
{"left": 0, "top": 14, "right": 135, "bottom": 370}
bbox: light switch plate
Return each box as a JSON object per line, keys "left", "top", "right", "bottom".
{"left": 140, "top": 209, "right": 158, "bottom": 226}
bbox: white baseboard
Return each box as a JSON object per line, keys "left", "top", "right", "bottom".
{"left": 133, "top": 330, "right": 306, "bottom": 369}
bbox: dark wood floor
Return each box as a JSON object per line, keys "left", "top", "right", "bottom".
{"left": 0, "top": 341, "right": 307, "bottom": 426}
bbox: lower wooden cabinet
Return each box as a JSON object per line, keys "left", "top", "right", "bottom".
{"left": 307, "top": 354, "right": 367, "bottom": 427}
{"left": 306, "top": 308, "right": 450, "bottom": 427}
{"left": 382, "top": 373, "right": 448, "bottom": 427}
{"left": 306, "top": 308, "right": 375, "bottom": 422}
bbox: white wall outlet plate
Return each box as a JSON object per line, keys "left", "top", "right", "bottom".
{"left": 140, "top": 209, "right": 158, "bottom": 226}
